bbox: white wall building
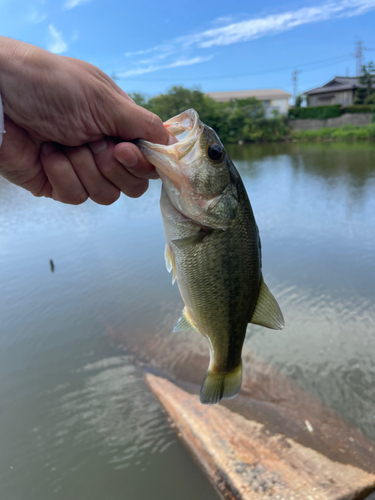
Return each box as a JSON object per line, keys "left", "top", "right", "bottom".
{"left": 205, "top": 89, "right": 292, "bottom": 117}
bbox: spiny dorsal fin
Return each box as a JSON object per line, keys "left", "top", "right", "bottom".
{"left": 173, "top": 307, "right": 199, "bottom": 333}
{"left": 250, "top": 276, "right": 285, "bottom": 330}
{"left": 164, "top": 244, "right": 177, "bottom": 284}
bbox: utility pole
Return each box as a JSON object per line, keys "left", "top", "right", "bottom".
{"left": 292, "top": 70, "right": 301, "bottom": 105}
{"left": 355, "top": 40, "right": 363, "bottom": 76}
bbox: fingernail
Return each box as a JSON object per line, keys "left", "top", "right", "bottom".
{"left": 116, "top": 148, "right": 138, "bottom": 168}
{"left": 168, "top": 133, "right": 177, "bottom": 145}
{"left": 89, "top": 139, "right": 107, "bottom": 154}
{"left": 41, "top": 143, "right": 56, "bottom": 155}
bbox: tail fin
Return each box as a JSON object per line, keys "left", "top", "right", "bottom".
{"left": 200, "top": 362, "right": 242, "bottom": 405}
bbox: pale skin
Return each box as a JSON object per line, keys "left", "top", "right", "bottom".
{"left": 0, "top": 36, "right": 174, "bottom": 205}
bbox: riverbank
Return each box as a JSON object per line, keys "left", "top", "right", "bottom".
{"left": 290, "top": 123, "right": 375, "bottom": 142}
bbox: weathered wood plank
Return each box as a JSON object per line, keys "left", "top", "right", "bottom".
{"left": 145, "top": 373, "right": 375, "bottom": 500}
{"left": 110, "top": 326, "right": 375, "bottom": 473}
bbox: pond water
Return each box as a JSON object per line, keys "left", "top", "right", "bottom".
{"left": 0, "top": 142, "right": 374, "bottom": 499}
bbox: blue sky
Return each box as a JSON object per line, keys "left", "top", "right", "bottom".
{"left": 1, "top": 0, "right": 375, "bottom": 100}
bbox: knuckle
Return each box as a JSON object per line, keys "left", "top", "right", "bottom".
{"left": 145, "top": 113, "right": 164, "bottom": 138}
{"left": 97, "top": 160, "right": 116, "bottom": 177}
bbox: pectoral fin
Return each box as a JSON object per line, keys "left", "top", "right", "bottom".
{"left": 173, "top": 307, "right": 199, "bottom": 333}
{"left": 164, "top": 244, "right": 177, "bottom": 284}
{"left": 250, "top": 276, "right": 285, "bottom": 330}
{"left": 172, "top": 229, "right": 209, "bottom": 249}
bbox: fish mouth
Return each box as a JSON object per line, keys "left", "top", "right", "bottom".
{"left": 137, "top": 109, "right": 203, "bottom": 183}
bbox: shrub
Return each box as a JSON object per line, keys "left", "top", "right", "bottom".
{"left": 292, "top": 124, "right": 375, "bottom": 141}
{"left": 341, "top": 105, "right": 374, "bottom": 114}
{"left": 288, "top": 105, "right": 341, "bottom": 120}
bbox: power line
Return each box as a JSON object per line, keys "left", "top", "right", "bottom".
{"left": 111, "top": 53, "right": 352, "bottom": 83}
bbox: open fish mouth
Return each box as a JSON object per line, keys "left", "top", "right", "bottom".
{"left": 137, "top": 109, "right": 204, "bottom": 183}
{"left": 163, "top": 109, "right": 201, "bottom": 143}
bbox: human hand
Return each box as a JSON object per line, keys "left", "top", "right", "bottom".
{"left": 0, "top": 36, "right": 171, "bottom": 204}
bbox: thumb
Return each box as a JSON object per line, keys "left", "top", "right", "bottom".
{"left": 0, "top": 117, "right": 48, "bottom": 196}
{"left": 105, "top": 97, "right": 171, "bottom": 146}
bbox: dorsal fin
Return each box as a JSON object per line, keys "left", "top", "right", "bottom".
{"left": 250, "top": 276, "right": 285, "bottom": 330}
{"left": 173, "top": 307, "right": 199, "bottom": 333}
{"left": 164, "top": 244, "right": 177, "bottom": 284}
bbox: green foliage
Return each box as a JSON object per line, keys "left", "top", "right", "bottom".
{"left": 292, "top": 124, "right": 375, "bottom": 141}
{"left": 354, "top": 88, "right": 368, "bottom": 105}
{"left": 136, "top": 86, "right": 289, "bottom": 143}
{"left": 129, "top": 92, "right": 149, "bottom": 107}
{"left": 294, "top": 94, "right": 304, "bottom": 108}
{"left": 340, "top": 105, "right": 374, "bottom": 114}
{"left": 145, "top": 86, "right": 216, "bottom": 122}
{"left": 355, "top": 62, "right": 375, "bottom": 104}
{"left": 289, "top": 105, "right": 341, "bottom": 120}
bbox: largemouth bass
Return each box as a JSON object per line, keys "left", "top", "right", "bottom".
{"left": 138, "top": 109, "right": 284, "bottom": 405}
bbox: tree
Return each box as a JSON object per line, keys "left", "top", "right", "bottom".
{"left": 129, "top": 92, "right": 148, "bottom": 107}
{"left": 294, "top": 94, "right": 305, "bottom": 108}
{"left": 355, "top": 62, "right": 375, "bottom": 104}
{"left": 126, "top": 86, "right": 288, "bottom": 143}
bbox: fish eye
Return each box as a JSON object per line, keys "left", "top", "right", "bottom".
{"left": 207, "top": 144, "right": 224, "bottom": 161}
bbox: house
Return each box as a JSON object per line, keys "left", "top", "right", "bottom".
{"left": 305, "top": 77, "right": 366, "bottom": 107}
{"left": 205, "top": 89, "right": 292, "bottom": 118}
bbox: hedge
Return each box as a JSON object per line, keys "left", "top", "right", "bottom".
{"left": 340, "top": 105, "right": 374, "bottom": 114}
{"left": 288, "top": 105, "right": 341, "bottom": 120}
{"left": 291, "top": 123, "right": 375, "bottom": 141}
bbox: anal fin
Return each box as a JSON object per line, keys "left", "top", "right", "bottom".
{"left": 250, "top": 276, "right": 285, "bottom": 330}
{"left": 173, "top": 307, "right": 199, "bottom": 333}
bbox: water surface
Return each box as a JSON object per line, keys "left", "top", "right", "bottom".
{"left": 0, "top": 142, "right": 374, "bottom": 498}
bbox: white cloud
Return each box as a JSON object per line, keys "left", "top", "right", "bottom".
{"left": 178, "top": 0, "right": 375, "bottom": 48}
{"left": 120, "top": 0, "right": 375, "bottom": 79}
{"left": 125, "top": 48, "right": 160, "bottom": 57}
{"left": 27, "top": 8, "right": 48, "bottom": 24}
{"left": 64, "top": 0, "right": 91, "bottom": 9}
{"left": 47, "top": 24, "right": 68, "bottom": 54}
{"left": 118, "top": 56, "right": 213, "bottom": 78}
{"left": 125, "top": 0, "right": 375, "bottom": 58}
{"left": 211, "top": 15, "right": 235, "bottom": 25}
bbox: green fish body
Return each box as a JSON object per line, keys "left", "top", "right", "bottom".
{"left": 138, "top": 109, "right": 284, "bottom": 404}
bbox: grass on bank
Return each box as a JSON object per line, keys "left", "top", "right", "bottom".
{"left": 292, "top": 123, "right": 375, "bottom": 141}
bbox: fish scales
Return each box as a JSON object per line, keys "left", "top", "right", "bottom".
{"left": 138, "top": 109, "right": 284, "bottom": 404}
{"left": 163, "top": 182, "right": 260, "bottom": 372}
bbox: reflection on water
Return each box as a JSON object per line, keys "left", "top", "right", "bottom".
{"left": 0, "top": 142, "right": 374, "bottom": 498}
